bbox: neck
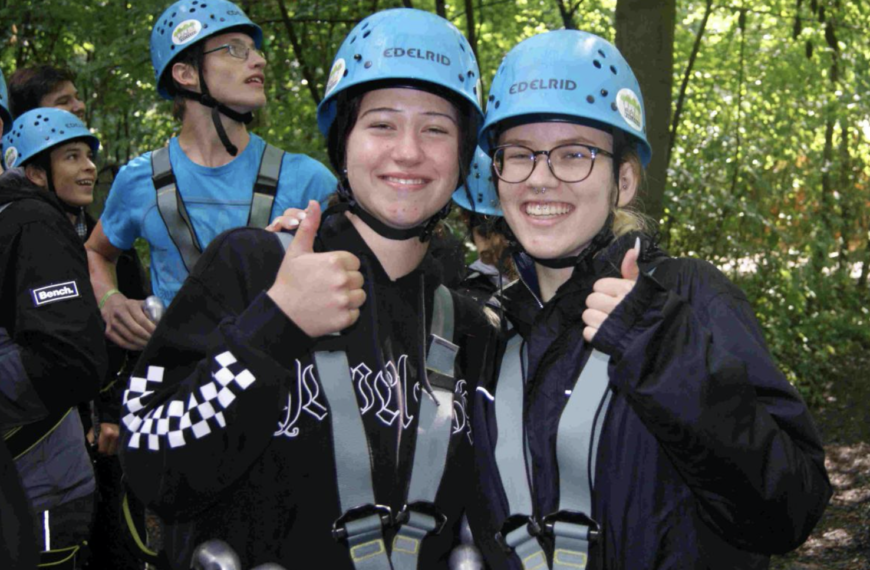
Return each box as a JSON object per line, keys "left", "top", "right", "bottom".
{"left": 178, "top": 103, "right": 250, "bottom": 167}
{"left": 536, "top": 263, "right": 574, "bottom": 303}
{"left": 347, "top": 212, "right": 429, "bottom": 281}
{"left": 66, "top": 210, "right": 78, "bottom": 226}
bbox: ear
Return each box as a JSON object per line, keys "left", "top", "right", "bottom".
{"left": 24, "top": 163, "right": 49, "bottom": 189}
{"left": 171, "top": 61, "right": 200, "bottom": 92}
{"left": 616, "top": 160, "right": 639, "bottom": 207}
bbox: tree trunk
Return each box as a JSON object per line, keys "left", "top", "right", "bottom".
{"left": 614, "top": 0, "right": 676, "bottom": 225}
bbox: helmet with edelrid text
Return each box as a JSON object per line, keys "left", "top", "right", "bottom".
{"left": 151, "top": 0, "right": 263, "bottom": 100}
{"left": 453, "top": 147, "right": 502, "bottom": 216}
{"left": 0, "top": 68, "right": 12, "bottom": 135}
{"left": 3, "top": 108, "right": 99, "bottom": 171}
{"left": 317, "top": 8, "right": 483, "bottom": 137}
{"left": 480, "top": 30, "right": 652, "bottom": 166}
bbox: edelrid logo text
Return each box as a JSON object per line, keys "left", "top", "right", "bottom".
{"left": 509, "top": 79, "right": 576, "bottom": 95}
{"left": 31, "top": 281, "right": 80, "bottom": 306}
{"left": 384, "top": 48, "right": 451, "bottom": 66}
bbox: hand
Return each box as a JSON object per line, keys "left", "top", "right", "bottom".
{"left": 583, "top": 238, "right": 641, "bottom": 343}
{"left": 267, "top": 201, "right": 366, "bottom": 337}
{"left": 96, "top": 423, "right": 120, "bottom": 456}
{"left": 266, "top": 207, "right": 307, "bottom": 232}
{"left": 102, "top": 293, "right": 156, "bottom": 350}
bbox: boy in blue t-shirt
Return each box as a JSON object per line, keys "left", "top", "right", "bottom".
{"left": 86, "top": 0, "right": 335, "bottom": 351}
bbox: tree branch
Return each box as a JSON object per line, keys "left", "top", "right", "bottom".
{"left": 275, "top": 0, "right": 321, "bottom": 107}
{"left": 668, "top": 0, "right": 714, "bottom": 166}
{"left": 554, "top": 0, "right": 577, "bottom": 29}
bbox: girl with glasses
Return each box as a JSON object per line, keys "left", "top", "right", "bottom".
{"left": 469, "top": 30, "right": 831, "bottom": 570}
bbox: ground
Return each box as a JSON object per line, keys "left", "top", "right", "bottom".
{"left": 771, "top": 352, "right": 870, "bottom": 570}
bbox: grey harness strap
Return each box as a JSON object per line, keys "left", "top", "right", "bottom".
{"left": 493, "top": 333, "right": 547, "bottom": 570}
{"left": 548, "top": 350, "right": 612, "bottom": 570}
{"left": 248, "top": 143, "right": 284, "bottom": 229}
{"left": 392, "top": 285, "right": 458, "bottom": 570}
{"left": 0, "top": 202, "right": 11, "bottom": 215}
{"left": 152, "top": 143, "right": 284, "bottom": 273}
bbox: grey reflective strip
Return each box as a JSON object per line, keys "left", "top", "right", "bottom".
{"left": 551, "top": 349, "right": 612, "bottom": 570}
{"left": 392, "top": 285, "right": 457, "bottom": 570}
{"left": 248, "top": 144, "right": 284, "bottom": 228}
{"left": 273, "top": 231, "right": 295, "bottom": 252}
{"left": 152, "top": 147, "right": 202, "bottom": 273}
{"left": 0, "top": 202, "right": 11, "bottom": 215}
{"left": 313, "top": 350, "right": 392, "bottom": 570}
{"left": 494, "top": 335, "right": 546, "bottom": 569}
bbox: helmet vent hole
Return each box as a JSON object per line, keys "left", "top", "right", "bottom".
{"left": 363, "top": 30, "right": 371, "bottom": 39}
{"left": 459, "top": 42, "right": 466, "bottom": 52}
{"left": 598, "top": 49, "right": 606, "bottom": 58}
{"left": 610, "top": 65, "right": 617, "bottom": 75}
{"left": 362, "top": 22, "right": 369, "bottom": 30}
{"left": 473, "top": 86, "right": 477, "bottom": 95}
{"left": 586, "top": 95, "right": 595, "bottom": 103}
{"left": 170, "top": 45, "right": 176, "bottom": 51}
{"left": 343, "top": 69, "right": 349, "bottom": 77}
{"left": 350, "top": 36, "right": 356, "bottom": 44}
{"left": 172, "top": 11, "right": 176, "bottom": 17}
{"left": 354, "top": 54, "right": 362, "bottom": 61}
{"left": 458, "top": 73, "right": 465, "bottom": 82}
{"left": 44, "top": 136, "right": 50, "bottom": 141}
{"left": 611, "top": 102, "right": 618, "bottom": 111}
{"left": 210, "top": 14, "right": 215, "bottom": 19}
{"left": 593, "top": 60, "right": 602, "bottom": 69}
{"left": 600, "top": 89, "right": 608, "bottom": 97}
{"left": 488, "top": 95, "right": 494, "bottom": 102}
{"left": 204, "top": 24, "right": 208, "bottom": 29}
{"left": 201, "top": 2, "right": 207, "bottom": 6}
{"left": 190, "top": 8, "right": 196, "bottom": 13}
{"left": 364, "top": 61, "right": 372, "bottom": 69}
{"left": 495, "top": 101, "right": 500, "bottom": 109}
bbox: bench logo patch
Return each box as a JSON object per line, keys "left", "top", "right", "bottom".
{"left": 31, "top": 281, "right": 80, "bottom": 306}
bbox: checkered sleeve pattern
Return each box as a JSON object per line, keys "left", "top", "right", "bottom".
{"left": 122, "top": 351, "right": 257, "bottom": 451}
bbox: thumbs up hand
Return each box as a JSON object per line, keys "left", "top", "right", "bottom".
{"left": 267, "top": 201, "right": 366, "bottom": 338}
{"left": 582, "top": 237, "right": 641, "bottom": 343}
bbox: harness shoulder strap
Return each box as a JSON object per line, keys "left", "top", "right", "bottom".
{"left": 151, "top": 147, "right": 202, "bottom": 273}
{"left": 248, "top": 144, "right": 285, "bottom": 229}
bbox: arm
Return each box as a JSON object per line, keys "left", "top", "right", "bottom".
{"left": 591, "top": 258, "right": 831, "bottom": 553}
{"left": 1, "top": 219, "right": 107, "bottom": 429}
{"left": 85, "top": 220, "right": 155, "bottom": 351}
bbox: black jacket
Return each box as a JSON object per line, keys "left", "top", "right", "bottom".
{"left": 0, "top": 175, "right": 106, "bottom": 450}
{"left": 470, "top": 232, "right": 831, "bottom": 570}
{"left": 120, "top": 212, "right": 497, "bottom": 569}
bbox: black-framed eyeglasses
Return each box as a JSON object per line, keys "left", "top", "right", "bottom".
{"left": 492, "top": 143, "right": 614, "bottom": 184}
{"left": 204, "top": 41, "right": 265, "bottom": 62}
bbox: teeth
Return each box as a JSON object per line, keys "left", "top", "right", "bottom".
{"left": 246, "top": 77, "right": 263, "bottom": 84}
{"left": 525, "top": 203, "right": 571, "bottom": 217}
{"left": 385, "top": 177, "right": 425, "bottom": 185}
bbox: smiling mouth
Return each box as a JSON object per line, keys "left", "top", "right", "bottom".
{"left": 245, "top": 76, "right": 264, "bottom": 85}
{"left": 524, "top": 202, "right": 573, "bottom": 217}
{"left": 76, "top": 179, "right": 94, "bottom": 187}
{"left": 382, "top": 176, "right": 427, "bottom": 186}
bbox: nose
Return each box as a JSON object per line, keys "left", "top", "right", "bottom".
{"left": 250, "top": 49, "right": 267, "bottom": 69}
{"left": 72, "top": 97, "right": 86, "bottom": 119}
{"left": 525, "top": 151, "right": 559, "bottom": 190}
{"left": 83, "top": 155, "right": 96, "bottom": 172}
{"left": 393, "top": 129, "right": 424, "bottom": 165}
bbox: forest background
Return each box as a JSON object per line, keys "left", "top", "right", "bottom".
{"left": 2, "top": 0, "right": 869, "bottom": 405}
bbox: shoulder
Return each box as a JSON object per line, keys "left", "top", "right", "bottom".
{"left": 279, "top": 152, "right": 335, "bottom": 182}
{"left": 110, "top": 150, "right": 157, "bottom": 194}
{"left": 1, "top": 197, "right": 65, "bottom": 230}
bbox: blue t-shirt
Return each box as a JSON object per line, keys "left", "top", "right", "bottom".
{"left": 100, "top": 134, "right": 335, "bottom": 306}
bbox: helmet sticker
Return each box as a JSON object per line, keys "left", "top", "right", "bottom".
{"left": 4, "top": 146, "right": 18, "bottom": 169}
{"left": 476, "top": 77, "right": 483, "bottom": 108}
{"left": 324, "top": 58, "right": 346, "bottom": 98}
{"left": 172, "top": 19, "right": 203, "bottom": 46}
{"left": 616, "top": 88, "right": 644, "bottom": 132}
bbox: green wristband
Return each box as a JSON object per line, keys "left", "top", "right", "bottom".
{"left": 98, "top": 288, "right": 122, "bottom": 310}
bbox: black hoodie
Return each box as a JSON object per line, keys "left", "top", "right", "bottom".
{"left": 0, "top": 174, "right": 106, "bottom": 447}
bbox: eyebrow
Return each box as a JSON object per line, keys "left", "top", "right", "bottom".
{"left": 359, "top": 107, "right": 458, "bottom": 125}
{"left": 503, "top": 137, "right": 605, "bottom": 148}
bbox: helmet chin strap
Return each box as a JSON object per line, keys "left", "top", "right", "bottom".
{"left": 41, "top": 163, "right": 82, "bottom": 216}
{"left": 335, "top": 179, "right": 449, "bottom": 243}
{"left": 174, "top": 65, "right": 254, "bottom": 157}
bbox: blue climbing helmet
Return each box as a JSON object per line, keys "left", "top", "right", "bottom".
{"left": 317, "top": 7, "right": 483, "bottom": 137}
{"left": 151, "top": 0, "right": 263, "bottom": 100}
{"left": 0, "top": 68, "right": 11, "bottom": 135}
{"left": 453, "top": 146, "right": 502, "bottom": 216}
{"left": 3, "top": 108, "right": 99, "bottom": 170}
{"left": 480, "top": 30, "right": 652, "bottom": 166}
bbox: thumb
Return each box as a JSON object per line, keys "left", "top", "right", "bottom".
{"left": 285, "top": 200, "right": 322, "bottom": 258}
{"left": 621, "top": 237, "right": 641, "bottom": 281}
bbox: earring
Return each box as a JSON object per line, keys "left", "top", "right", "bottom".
{"left": 532, "top": 187, "right": 549, "bottom": 195}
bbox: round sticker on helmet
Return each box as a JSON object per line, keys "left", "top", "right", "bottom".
{"left": 4, "top": 146, "right": 18, "bottom": 169}
{"left": 616, "top": 88, "right": 644, "bottom": 132}
{"left": 172, "top": 19, "right": 203, "bottom": 46}
{"left": 324, "top": 58, "right": 346, "bottom": 98}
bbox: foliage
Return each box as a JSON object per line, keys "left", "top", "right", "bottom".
{"left": 2, "top": 0, "right": 868, "bottom": 400}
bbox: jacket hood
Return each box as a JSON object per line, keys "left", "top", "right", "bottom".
{"left": 0, "top": 169, "right": 68, "bottom": 217}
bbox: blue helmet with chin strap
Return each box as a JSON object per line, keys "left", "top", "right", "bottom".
{"left": 453, "top": 146, "right": 502, "bottom": 216}
{"left": 150, "top": 0, "right": 263, "bottom": 100}
{"left": 317, "top": 7, "right": 483, "bottom": 137}
{"left": 0, "top": 68, "right": 12, "bottom": 135}
{"left": 480, "top": 30, "right": 652, "bottom": 167}
{"left": 3, "top": 108, "right": 99, "bottom": 171}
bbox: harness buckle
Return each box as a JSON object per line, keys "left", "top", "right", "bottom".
{"left": 495, "top": 514, "right": 542, "bottom": 553}
{"left": 541, "top": 510, "right": 600, "bottom": 542}
{"left": 395, "top": 502, "right": 448, "bottom": 536}
{"left": 331, "top": 503, "right": 393, "bottom": 542}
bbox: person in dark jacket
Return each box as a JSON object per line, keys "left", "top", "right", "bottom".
{"left": 1, "top": 107, "right": 107, "bottom": 568}
{"left": 120, "top": 8, "right": 495, "bottom": 569}
{"left": 468, "top": 30, "right": 832, "bottom": 570}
